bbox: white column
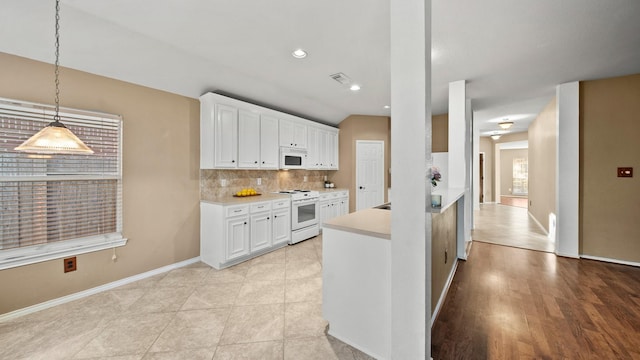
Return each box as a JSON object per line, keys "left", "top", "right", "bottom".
{"left": 556, "top": 82, "right": 580, "bottom": 258}
{"left": 448, "top": 81, "right": 471, "bottom": 258}
{"left": 390, "top": 0, "right": 431, "bottom": 358}
{"left": 448, "top": 80, "right": 466, "bottom": 189}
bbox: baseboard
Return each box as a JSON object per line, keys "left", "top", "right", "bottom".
{"left": 555, "top": 251, "right": 580, "bottom": 259}
{"left": 0, "top": 256, "right": 201, "bottom": 323}
{"left": 527, "top": 211, "right": 549, "bottom": 236}
{"left": 431, "top": 260, "right": 459, "bottom": 328}
{"left": 580, "top": 255, "right": 640, "bottom": 268}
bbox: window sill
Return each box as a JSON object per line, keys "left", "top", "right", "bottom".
{"left": 0, "top": 234, "right": 127, "bottom": 271}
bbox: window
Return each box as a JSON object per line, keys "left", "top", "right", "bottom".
{"left": 512, "top": 157, "right": 528, "bottom": 195}
{"left": 0, "top": 97, "right": 126, "bottom": 270}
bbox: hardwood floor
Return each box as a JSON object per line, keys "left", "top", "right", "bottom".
{"left": 473, "top": 203, "right": 554, "bottom": 253}
{"left": 431, "top": 242, "right": 640, "bottom": 359}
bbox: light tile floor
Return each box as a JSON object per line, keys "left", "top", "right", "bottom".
{"left": 0, "top": 236, "right": 374, "bottom": 360}
{"left": 472, "top": 203, "right": 555, "bottom": 252}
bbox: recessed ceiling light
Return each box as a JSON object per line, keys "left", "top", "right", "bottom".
{"left": 491, "top": 134, "right": 501, "bottom": 140}
{"left": 384, "top": 105, "right": 390, "bottom": 109}
{"left": 291, "top": 48, "right": 307, "bottom": 59}
{"left": 350, "top": 84, "right": 361, "bottom": 91}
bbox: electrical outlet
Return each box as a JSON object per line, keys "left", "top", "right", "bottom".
{"left": 64, "top": 257, "right": 77, "bottom": 273}
{"left": 257, "top": 178, "right": 262, "bottom": 185}
{"left": 303, "top": 176, "right": 308, "bottom": 182}
{"left": 220, "top": 179, "right": 227, "bottom": 187}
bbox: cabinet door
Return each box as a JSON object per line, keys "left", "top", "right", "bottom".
{"left": 260, "top": 115, "right": 279, "bottom": 169}
{"left": 214, "top": 104, "right": 238, "bottom": 168}
{"left": 293, "top": 122, "right": 307, "bottom": 149}
{"left": 319, "top": 130, "right": 328, "bottom": 169}
{"left": 339, "top": 198, "right": 349, "bottom": 215}
{"left": 226, "top": 216, "right": 249, "bottom": 261}
{"left": 327, "top": 131, "right": 338, "bottom": 169}
{"left": 238, "top": 110, "right": 260, "bottom": 168}
{"left": 272, "top": 208, "right": 291, "bottom": 245}
{"left": 319, "top": 201, "right": 331, "bottom": 228}
{"left": 279, "top": 119, "right": 294, "bottom": 147}
{"left": 306, "top": 126, "right": 320, "bottom": 169}
{"left": 250, "top": 212, "right": 272, "bottom": 252}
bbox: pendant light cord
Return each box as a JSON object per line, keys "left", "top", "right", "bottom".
{"left": 54, "top": 0, "right": 61, "bottom": 124}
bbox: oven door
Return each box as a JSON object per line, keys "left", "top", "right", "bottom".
{"left": 292, "top": 198, "right": 319, "bottom": 230}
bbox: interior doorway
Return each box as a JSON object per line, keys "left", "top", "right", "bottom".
{"left": 355, "top": 140, "right": 384, "bottom": 210}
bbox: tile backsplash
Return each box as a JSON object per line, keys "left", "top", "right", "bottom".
{"left": 201, "top": 169, "right": 331, "bottom": 199}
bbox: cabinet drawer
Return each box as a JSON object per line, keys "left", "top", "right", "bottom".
{"left": 250, "top": 202, "right": 271, "bottom": 213}
{"left": 320, "top": 193, "right": 331, "bottom": 201}
{"left": 272, "top": 199, "right": 290, "bottom": 210}
{"left": 226, "top": 205, "right": 249, "bottom": 217}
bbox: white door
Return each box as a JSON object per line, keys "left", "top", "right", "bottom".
{"left": 356, "top": 140, "right": 384, "bottom": 210}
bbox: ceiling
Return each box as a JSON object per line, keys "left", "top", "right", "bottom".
{"left": 2, "top": 0, "right": 640, "bottom": 136}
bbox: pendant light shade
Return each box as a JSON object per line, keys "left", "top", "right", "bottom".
{"left": 15, "top": 120, "right": 94, "bottom": 154}
{"left": 14, "top": 0, "right": 93, "bottom": 155}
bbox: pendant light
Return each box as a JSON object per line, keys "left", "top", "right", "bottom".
{"left": 14, "top": 0, "right": 93, "bottom": 155}
{"left": 498, "top": 121, "right": 513, "bottom": 130}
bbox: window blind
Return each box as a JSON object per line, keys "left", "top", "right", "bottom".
{"left": 0, "top": 97, "right": 122, "bottom": 252}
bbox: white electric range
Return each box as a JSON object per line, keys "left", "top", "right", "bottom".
{"left": 275, "top": 190, "right": 320, "bottom": 244}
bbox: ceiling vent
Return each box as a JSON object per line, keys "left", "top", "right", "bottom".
{"left": 330, "top": 72, "right": 352, "bottom": 85}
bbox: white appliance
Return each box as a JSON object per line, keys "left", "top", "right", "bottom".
{"left": 276, "top": 190, "right": 319, "bottom": 244}
{"left": 280, "top": 147, "right": 307, "bottom": 170}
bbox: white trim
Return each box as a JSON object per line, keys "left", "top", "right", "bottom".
{"left": 0, "top": 235, "right": 127, "bottom": 271}
{"left": 556, "top": 251, "right": 580, "bottom": 259}
{"left": 580, "top": 255, "right": 640, "bottom": 268}
{"left": 0, "top": 256, "right": 200, "bottom": 323}
{"left": 431, "top": 260, "right": 458, "bottom": 327}
{"left": 527, "top": 211, "right": 549, "bottom": 236}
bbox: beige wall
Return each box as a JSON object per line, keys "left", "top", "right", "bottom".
{"left": 332, "top": 115, "right": 391, "bottom": 212}
{"left": 580, "top": 74, "right": 640, "bottom": 262}
{"left": 479, "top": 137, "right": 494, "bottom": 202}
{"left": 499, "top": 148, "right": 528, "bottom": 197}
{"left": 432, "top": 114, "right": 449, "bottom": 152}
{"left": 431, "top": 203, "right": 457, "bottom": 313}
{"left": 528, "top": 98, "right": 557, "bottom": 232}
{"left": 0, "top": 52, "right": 201, "bottom": 314}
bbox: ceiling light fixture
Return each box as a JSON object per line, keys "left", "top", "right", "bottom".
{"left": 15, "top": 0, "right": 93, "bottom": 155}
{"left": 350, "top": 84, "right": 361, "bottom": 91}
{"left": 291, "top": 48, "right": 307, "bottom": 59}
{"left": 498, "top": 121, "right": 514, "bottom": 130}
{"left": 491, "top": 134, "right": 501, "bottom": 140}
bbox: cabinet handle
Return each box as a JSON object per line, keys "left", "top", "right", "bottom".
{"left": 232, "top": 160, "right": 235, "bottom": 163}
{"left": 274, "top": 215, "right": 277, "bottom": 218}
{"left": 243, "top": 221, "right": 247, "bottom": 225}
{"left": 258, "top": 206, "right": 264, "bottom": 208}
{"left": 290, "top": 143, "right": 293, "bottom": 146}
{"left": 234, "top": 209, "right": 242, "bottom": 213}
{"left": 267, "top": 217, "right": 270, "bottom": 220}
{"left": 262, "top": 161, "right": 265, "bottom": 164}
{"left": 254, "top": 161, "right": 258, "bottom": 164}
{"left": 359, "top": 186, "right": 365, "bottom": 190}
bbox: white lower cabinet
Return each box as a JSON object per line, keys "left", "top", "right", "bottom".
{"left": 225, "top": 215, "right": 250, "bottom": 261}
{"left": 319, "top": 190, "right": 349, "bottom": 230}
{"left": 201, "top": 198, "right": 290, "bottom": 269}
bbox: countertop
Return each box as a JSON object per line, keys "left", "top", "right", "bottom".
{"left": 323, "top": 208, "right": 391, "bottom": 240}
{"left": 201, "top": 188, "right": 349, "bottom": 205}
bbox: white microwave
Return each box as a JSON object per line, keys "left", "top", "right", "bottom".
{"left": 280, "top": 147, "right": 307, "bottom": 169}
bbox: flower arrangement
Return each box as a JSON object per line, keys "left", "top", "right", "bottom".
{"left": 430, "top": 166, "right": 442, "bottom": 187}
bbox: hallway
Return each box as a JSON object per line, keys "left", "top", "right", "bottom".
{"left": 472, "top": 203, "right": 554, "bottom": 253}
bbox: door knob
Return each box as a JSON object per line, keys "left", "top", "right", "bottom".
{"left": 359, "top": 186, "right": 365, "bottom": 190}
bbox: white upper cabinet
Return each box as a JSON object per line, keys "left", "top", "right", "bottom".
{"left": 200, "top": 93, "right": 337, "bottom": 170}
{"left": 214, "top": 104, "right": 239, "bottom": 168}
{"left": 238, "top": 110, "right": 260, "bottom": 168}
{"left": 260, "top": 115, "right": 279, "bottom": 169}
{"left": 279, "top": 119, "right": 307, "bottom": 149}
{"left": 307, "top": 125, "right": 339, "bottom": 170}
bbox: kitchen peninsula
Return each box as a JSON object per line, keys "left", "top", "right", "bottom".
{"left": 322, "top": 188, "right": 465, "bottom": 359}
